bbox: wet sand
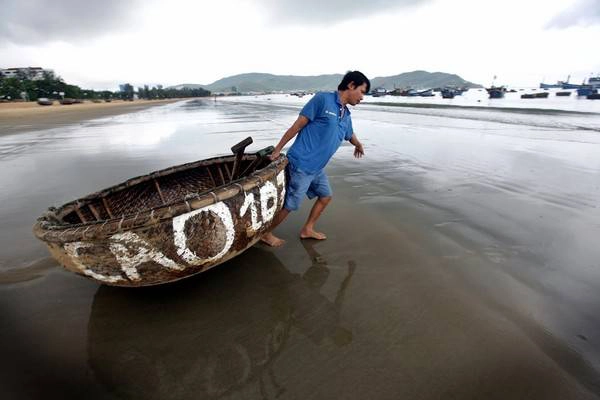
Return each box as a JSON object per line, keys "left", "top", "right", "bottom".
{"left": 1, "top": 97, "right": 600, "bottom": 399}
{"left": 0, "top": 99, "right": 181, "bottom": 136}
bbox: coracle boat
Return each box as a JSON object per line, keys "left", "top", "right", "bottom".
{"left": 33, "top": 137, "right": 288, "bottom": 287}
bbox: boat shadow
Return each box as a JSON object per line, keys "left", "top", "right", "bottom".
{"left": 87, "top": 241, "right": 356, "bottom": 399}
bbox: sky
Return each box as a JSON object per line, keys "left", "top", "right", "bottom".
{"left": 0, "top": 0, "right": 598, "bottom": 90}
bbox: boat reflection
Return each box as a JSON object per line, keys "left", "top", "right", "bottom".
{"left": 88, "top": 242, "right": 356, "bottom": 399}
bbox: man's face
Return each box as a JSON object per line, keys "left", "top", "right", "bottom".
{"left": 347, "top": 82, "right": 368, "bottom": 106}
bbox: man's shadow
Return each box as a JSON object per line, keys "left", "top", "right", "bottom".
{"left": 87, "top": 241, "right": 356, "bottom": 400}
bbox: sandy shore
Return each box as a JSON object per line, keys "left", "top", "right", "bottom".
{"left": 0, "top": 99, "right": 183, "bottom": 136}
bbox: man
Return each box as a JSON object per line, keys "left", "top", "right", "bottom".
{"left": 262, "top": 71, "right": 370, "bottom": 247}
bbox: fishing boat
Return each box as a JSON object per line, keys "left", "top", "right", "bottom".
{"left": 441, "top": 88, "right": 456, "bottom": 99}
{"left": 562, "top": 82, "right": 583, "bottom": 89}
{"left": 417, "top": 89, "right": 434, "bottom": 97}
{"left": 33, "top": 137, "right": 288, "bottom": 287}
{"left": 370, "top": 87, "right": 387, "bottom": 97}
{"left": 540, "top": 75, "right": 572, "bottom": 89}
{"left": 389, "top": 88, "right": 414, "bottom": 96}
{"left": 486, "top": 86, "right": 506, "bottom": 99}
{"left": 588, "top": 91, "right": 600, "bottom": 100}
{"left": 540, "top": 82, "right": 562, "bottom": 89}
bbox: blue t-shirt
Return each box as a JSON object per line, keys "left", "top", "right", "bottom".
{"left": 287, "top": 91, "right": 354, "bottom": 173}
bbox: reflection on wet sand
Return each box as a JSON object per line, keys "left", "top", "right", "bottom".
{"left": 88, "top": 243, "right": 355, "bottom": 399}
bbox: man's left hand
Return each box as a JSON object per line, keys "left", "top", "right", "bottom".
{"left": 354, "top": 143, "right": 364, "bottom": 158}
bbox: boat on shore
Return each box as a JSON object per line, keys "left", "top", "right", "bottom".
{"left": 37, "top": 98, "right": 53, "bottom": 106}
{"left": 521, "top": 92, "right": 549, "bottom": 99}
{"left": 59, "top": 98, "right": 76, "bottom": 105}
{"left": 33, "top": 137, "right": 288, "bottom": 287}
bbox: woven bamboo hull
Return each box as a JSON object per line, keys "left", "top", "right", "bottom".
{"left": 33, "top": 154, "right": 288, "bottom": 287}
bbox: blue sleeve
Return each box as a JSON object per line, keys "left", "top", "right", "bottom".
{"left": 299, "top": 92, "right": 323, "bottom": 121}
{"left": 345, "top": 118, "right": 354, "bottom": 141}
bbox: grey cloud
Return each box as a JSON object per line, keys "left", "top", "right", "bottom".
{"left": 0, "top": 0, "right": 143, "bottom": 45}
{"left": 546, "top": 0, "right": 600, "bottom": 28}
{"left": 256, "top": 0, "right": 432, "bottom": 25}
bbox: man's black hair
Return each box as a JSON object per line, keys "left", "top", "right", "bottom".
{"left": 338, "top": 71, "right": 370, "bottom": 93}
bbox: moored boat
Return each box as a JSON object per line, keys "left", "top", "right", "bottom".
{"left": 588, "top": 91, "right": 600, "bottom": 100}
{"left": 540, "top": 82, "right": 562, "bottom": 89}
{"left": 556, "top": 91, "right": 571, "bottom": 96}
{"left": 486, "top": 86, "right": 506, "bottom": 99}
{"left": 370, "top": 87, "right": 387, "bottom": 97}
{"left": 33, "top": 137, "right": 288, "bottom": 287}
{"left": 441, "top": 88, "right": 456, "bottom": 98}
{"left": 540, "top": 75, "right": 573, "bottom": 89}
{"left": 577, "top": 86, "right": 595, "bottom": 96}
{"left": 417, "top": 89, "right": 434, "bottom": 97}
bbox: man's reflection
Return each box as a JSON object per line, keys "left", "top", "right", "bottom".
{"left": 88, "top": 242, "right": 355, "bottom": 399}
{"left": 288, "top": 240, "right": 355, "bottom": 347}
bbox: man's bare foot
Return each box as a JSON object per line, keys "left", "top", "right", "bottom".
{"left": 300, "top": 229, "right": 327, "bottom": 240}
{"left": 261, "top": 232, "right": 286, "bottom": 247}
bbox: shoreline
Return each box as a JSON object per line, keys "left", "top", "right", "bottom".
{"left": 365, "top": 101, "right": 600, "bottom": 115}
{"left": 0, "top": 99, "right": 187, "bottom": 136}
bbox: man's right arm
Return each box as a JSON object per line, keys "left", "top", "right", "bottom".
{"left": 269, "top": 115, "right": 310, "bottom": 159}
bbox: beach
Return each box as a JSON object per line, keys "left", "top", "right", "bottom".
{"left": 0, "top": 99, "right": 182, "bottom": 136}
{"left": 1, "top": 96, "right": 600, "bottom": 399}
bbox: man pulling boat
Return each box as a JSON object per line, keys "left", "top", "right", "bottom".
{"left": 262, "top": 71, "right": 370, "bottom": 247}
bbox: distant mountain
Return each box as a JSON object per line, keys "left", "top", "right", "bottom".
{"left": 170, "top": 71, "right": 481, "bottom": 93}
{"left": 370, "top": 71, "right": 482, "bottom": 90}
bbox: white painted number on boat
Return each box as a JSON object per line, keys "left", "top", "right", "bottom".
{"left": 173, "top": 202, "right": 235, "bottom": 266}
{"left": 63, "top": 173, "right": 286, "bottom": 282}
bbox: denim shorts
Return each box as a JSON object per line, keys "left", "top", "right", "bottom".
{"left": 284, "top": 164, "right": 332, "bottom": 211}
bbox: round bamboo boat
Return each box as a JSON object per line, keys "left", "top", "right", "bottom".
{"left": 33, "top": 139, "right": 288, "bottom": 287}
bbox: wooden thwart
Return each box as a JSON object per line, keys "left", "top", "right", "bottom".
{"left": 102, "top": 197, "right": 115, "bottom": 219}
{"left": 88, "top": 203, "right": 101, "bottom": 221}
{"left": 205, "top": 167, "right": 217, "bottom": 187}
{"left": 216, "top": 165, "right": 225, "bottom": 185}
{"left": 154, "top": 178, "right": 166, "bottom": 204}
{"left": 75, "top": 204, "right": 87, "bottom": 223}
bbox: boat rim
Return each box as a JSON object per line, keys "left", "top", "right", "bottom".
{"left": 33, "top": 154, "right": 287, "bottom": 243}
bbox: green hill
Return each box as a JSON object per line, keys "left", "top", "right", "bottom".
{"left": 170, "top": 71, "right": 481, "bottom": 93}
{"left": 370, "top": 70, "right": 482, "bottom": 90}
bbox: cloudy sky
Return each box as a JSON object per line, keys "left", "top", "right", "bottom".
{"left": 1, "top": 0, "right": 598, "bottom": 89}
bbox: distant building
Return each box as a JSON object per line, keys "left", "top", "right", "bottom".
{"left": 0, "top": 67, "right": 54, "bottom": 80}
